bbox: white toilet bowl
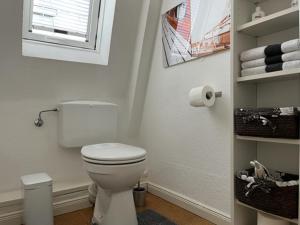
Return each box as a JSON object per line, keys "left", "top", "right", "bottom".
{"left": 81, "top": 143, "right": 146, "bottom": 225}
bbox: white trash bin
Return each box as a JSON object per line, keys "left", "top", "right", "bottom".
{"left": 21, "top": 173, "right": 53, "bottom": 225}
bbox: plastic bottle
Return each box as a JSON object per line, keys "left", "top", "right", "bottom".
{"left": 252, "top": 6, "right": 266, "bottom": 21}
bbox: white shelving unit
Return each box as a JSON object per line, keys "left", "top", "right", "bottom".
{"left": 236, "top": 135, "right": 300, "bottom": 145}
{"left": 237, "top": 7, "right": 299, "bottom": 36}
{"left": 237, "top": 68, "right": 300, "bottom": 83}
{"left": 231, "top": 0, "right": 300, "bottom": 224}
{"left": 236, "top": 200, "right": 299, "bottom": 224}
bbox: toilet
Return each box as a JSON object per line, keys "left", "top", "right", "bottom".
{"left": 58, "top": 101, "right": 147, "bottom": 225}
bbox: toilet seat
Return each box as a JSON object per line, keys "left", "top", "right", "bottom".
{"left": 82, "top": 156, "right": 146, "bottom": 165}
{"left": 81, "top": 143, "right": 146, "bottom": 165}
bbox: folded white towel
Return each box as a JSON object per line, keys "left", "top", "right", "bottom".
{"left": 241, "top": 51, "right": 300, "bottom": 69}
{"left": 241, "top": 58, "right": 265, "bottom": 69}
{"left": 240, "top": 46, "right": 266, "bottom": 62}
{"left": 282, "top": 51, "right": 300, "bottom": 61}
{"left": 241, "top": 66, "right": 266, "bottom": 77}
{"left": 283, "top": 60, "right": 300, "bottom": 70}
{"left": 240, "top": 39, "right": 300, "bottom": 62}
{"left": 282, "top": 39, "right": 300, "bottom": 53}
{"left": 241, "top": 60, "right": 300, "bottom": 76}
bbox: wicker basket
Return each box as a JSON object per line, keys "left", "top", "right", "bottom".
{"left": 234, "top": 107, "right": 300, "bottom": 139}
{"left": 235, "top": 168, "right": 299, "bottom": 219}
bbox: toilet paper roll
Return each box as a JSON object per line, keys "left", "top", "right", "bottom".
{"left": 189, "top": 85, "right": 216, "bottom": 107}
{"left": 257, "top": 212, "right": 290, "bottom": 225}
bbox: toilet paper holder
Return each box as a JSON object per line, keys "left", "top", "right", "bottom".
{"left": 204, "top": 91, "right": 222, "bottom": 100}
{"left": 206, "top": 91, "right": 222, "bottom": 102}
{"left": 215, "top": 91, "right": 222, "bottom": 98}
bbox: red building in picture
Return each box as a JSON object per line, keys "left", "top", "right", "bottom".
{"left": 162, "top": 0, "right": 231, "bottom": 67}
{"left": 166, "top": 0, "right": 192, "bottom": 42}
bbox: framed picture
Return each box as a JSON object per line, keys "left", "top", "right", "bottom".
{"left": 162, "top": 0, "right": 231, "bottom": 67}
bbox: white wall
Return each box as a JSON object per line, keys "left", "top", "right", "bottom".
{"left": 1, "top": 0, "right": 233, "bottom": 218}
{"left": 0, "top": 0, "right": 142, "bottom": 193}
{"left": 127, "top": 0, "right": 162, "bottom": 137}
{"left": 139, "top": 0, "right": 232, "bottom": 217}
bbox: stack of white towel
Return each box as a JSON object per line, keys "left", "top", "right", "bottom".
{"left": 240, "top": 39, "right": 300, "bottom": 77}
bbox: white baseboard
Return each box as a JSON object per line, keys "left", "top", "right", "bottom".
{"left": 53, "top": 189, "right": 91, "bottom": 216}
{"left": 0, "top": 184, "right": 92, "bottom": 225}
{"left": 0, "top": 181, "right": 232, "bottom": 225}
{"left": 147, "top": 182, "right": 232, "bottom": 225}
{"left": 0, "top": 211, "right": 22, "bottom": 225}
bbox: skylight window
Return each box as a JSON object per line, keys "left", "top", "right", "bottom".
{"left": 22, "top": 0, "right": 116, "bottom": 65}
{"left": 23, "top": 0, "right": 100, "bottom": 49}
{"left": 32, "top": 0, "right": 90, "bottom": 41}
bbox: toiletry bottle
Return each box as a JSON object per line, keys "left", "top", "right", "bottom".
{"left": 250, "top": 160, "right": 269, "bottom": 179}
{"left": 291, "top": 0, "right": 298, "bottom": 7}
{"left": 252, "top": 6, "right": 266, "bottom": 21}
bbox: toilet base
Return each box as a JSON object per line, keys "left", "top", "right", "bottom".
{"left": 93, "top": 187, "right": 138, "bottom": 225}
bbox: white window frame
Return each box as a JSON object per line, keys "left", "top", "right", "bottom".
{"left": 23, "top": 0, "right": 101, "bottom": 49}
{"left": 22, "top": 0, "right": 116, "bottom": 65}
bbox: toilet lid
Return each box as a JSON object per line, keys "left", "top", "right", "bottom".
{"left": 81, "top": 143, "right": 146, "bottom": 163}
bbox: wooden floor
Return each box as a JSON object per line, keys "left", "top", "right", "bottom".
{"left": 54, "top": 193, "right": 215, "bottom": 225}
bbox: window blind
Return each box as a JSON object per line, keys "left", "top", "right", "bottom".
{"left": 32, "top": 0, "right": 92, "bottom": 40}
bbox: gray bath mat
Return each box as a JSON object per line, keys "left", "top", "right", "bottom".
{"left": 137, "top": 209, "right": 177, "bottom": 225}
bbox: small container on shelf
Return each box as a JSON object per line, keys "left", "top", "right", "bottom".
{"left": 291, "top": 0, "right": 298, "bottom": 7}
{"left": 252, "top": 6, "right": 266, "bottom": 21}
{"left": 234, "top": 107, "right": 300, "bottom": 139}
{"left": 235, "top": 168, "right": 299, "bottom": 219}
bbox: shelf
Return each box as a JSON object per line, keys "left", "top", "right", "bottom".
{"left": 244, "top": 0, "right": 266, "bottom": 3}
{"left": 236, "top": 135, "right": 300, "bottom": 145}
{"left": 237, "top": 7, "right": 299, "bottom": 36}
{"left": 237, "top": 68, "right": 300, "bottom": 83}
{"left": 236, "top": 200, "right": 298, "bottom": 224}
{"left": 233, "top": 0, "right": 300, "bottom": 224}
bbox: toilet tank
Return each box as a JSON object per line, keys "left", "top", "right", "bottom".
{"left": 58, "top": 101, "right": 118, "bottom": 148}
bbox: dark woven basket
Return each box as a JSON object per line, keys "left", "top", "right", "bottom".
{"left": 234, "top": 107, "right": 300, "bottom": 139}
{"left": 235, "top": 169, "right": 299, "bottom": 219}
